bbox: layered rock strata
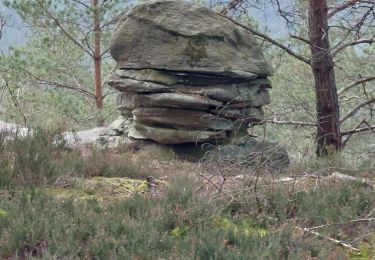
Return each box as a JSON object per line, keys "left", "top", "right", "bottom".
{"left": 107, "top": 1, "right": 273, "bottom": 145}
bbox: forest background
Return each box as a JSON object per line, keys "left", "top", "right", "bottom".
{"left": 0, "top": 1, "right": 375, "bottom": 258}
{"left": 0, "top": 0, "right": 374, "bottom": 164}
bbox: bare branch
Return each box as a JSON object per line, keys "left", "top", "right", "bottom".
{"left": 265, "top": 120, "right": 316, "bottom": 127}
{"left": 71, "top": 0, "right": 91, "bottom": 9}
{"left": 332, "top": 37, "right": 375, "bottom": 57}
{"left": 328, "top": 0, "right": 362, "bottom": 19}
{"left": 32, "top": 79, "right": 97, "bottom": 100}
{"left": 216, "top": 13, "right": 311, "bottom": 65}
{"left": 342, "top": 117, "right": 367, "bottom": 146}
{"left": 17, "top": 64, "right": 97, "bottom": 99}
{"left": 220, "top": 0, "right": 244, "bottom": 15}
{"left": 275, "top": 0, "right": 294, "bottom": 26}
{"left": 338, "top": 76, "right": 375, "bottom": 95}
{"left": 0, "top": 13, "right": 5, "bottom": 41}
{"left": 296, "top": 226, "right": 360, "bottom": 252}
{"left": 290, "top": 35, "right": 310, "bottom": 45}
{"left": 340, "top": 98, "right": 375, "bottom": 123}
{"left": 342, "top": 124, "right": 375, "bottom": 135}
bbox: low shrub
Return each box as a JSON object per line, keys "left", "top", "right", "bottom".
{"left": 0, "top": 130, "right": 149, "bottom": 187}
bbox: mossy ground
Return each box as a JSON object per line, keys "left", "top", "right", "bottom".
{"left": 43, "top": 176, "right": 168, "bottom": 204}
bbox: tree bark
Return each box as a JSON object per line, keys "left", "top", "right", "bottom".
{"left": 92, "top": 0, "right": 103, "bottom": 126}
{"left": 309, "top": 0, "right": 342, "bottom": 157}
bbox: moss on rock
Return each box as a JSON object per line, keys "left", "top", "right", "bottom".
{"left": 43, "top": 176, "right": 167, "bottom": 204}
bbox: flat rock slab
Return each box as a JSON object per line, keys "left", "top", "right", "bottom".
{"left": 210, "top": 107, "right": 264, "bottom": 123}
{"left": 132, "top": 107, "right": 233, "bottom": 131}
{"left": 108, "top": 73, "right": 174, "bottom": 93}
{"left": 110, "top": 1, "right": 272, "bottom": 77}
{"left": 130, "top": 123, "right": 228, "bottom": 144}
{"left": 108, "top": 75, "right": 271, "bottom": 107}
{"left": 116, "top": 68, "right": 181, "bottom": 86}
{"left": 116, "top": 69, "right": 247, "bottom": 86}
{"left": 0, "top": 121, "right": 32, "bottom": 137}
{"left": 116, "top": 92, "right": 222, "bottom": 110}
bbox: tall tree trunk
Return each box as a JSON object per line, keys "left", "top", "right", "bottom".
{"left": 92, "top": 0, "right": 103, "bottom": 126}
{"left": 309, "top": 0, "right": 342, "bottom": 157}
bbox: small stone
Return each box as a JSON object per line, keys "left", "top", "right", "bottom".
{"left": 109, "top": 116, "right": 127, "bottom": 132}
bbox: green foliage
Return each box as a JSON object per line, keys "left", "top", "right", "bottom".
{"left": 0, "top": 0, "right": 130, "bottom": 128}
{"left": 349, "top": 237, "right": 375, "bottom": 259}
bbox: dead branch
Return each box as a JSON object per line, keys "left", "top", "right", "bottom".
{"left": 340, "top": 98, "right": 375, "bottom": 123}
{"left": 32, "top": 79, "right": 97, "bottom": 100}
{"left": 217, "top": 13, "right": 311, "bottom": 65}
{"left": 290, "top": 35, "right": 310, "bottom": 45}
{"left": 275, "top": 0, "right": 294, "bottom": 26}
{"left": 220, "top": 0, "right": 244, "bottom": 15}
{"left": 0, "top": 13, "right": 5, "bottom": 41}
{"left": 342, "top": 124, "right": 375, "bottom": 135}
{"left": 296, "top": 226, "right": 360, "bottom": 252}
{"left": 328, "top": 0, "right": 363, "bottom": 19}
{"left": 342, "top": 117, "right": 367, "bottom": 146}
{"left": 265, "top": 119, "right": 316, "bottom": 127}
{"left": 306, "top": 218, "right": 375, "bottom": 231}
{"left": 338, "top": 76, "right": 375, "bottom": 95}
{"left": 332, "top": 37, "right": 375, "bottom": 57}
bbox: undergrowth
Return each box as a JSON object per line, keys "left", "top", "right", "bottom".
{"left": 1, "top": 178, "right": 354, "bottom": 259}
{"left": 0, "top": 130, "right": 374, "bottom": 259}
{"left": 0, "top": 129, "right": 149, "bottom": 188}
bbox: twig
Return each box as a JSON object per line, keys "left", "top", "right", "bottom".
{"left": 305, "top": 218, "right": 375, "bottom": 231}
{"left": 338, "top": 76, "right": 375, "bottom": 96}
{"left": 341, "top": 124, "right": 375, "bottom": 136}
{"left": 296, "top": 226, "right": 360, "bottom": 252}
{"left": 328, "top": 0, "right": 362, "bottom": 19}
{"left": 290, "top": 35, "right": 310, "bottom": 45}
{"left": 265, "top": 119, "right": 316, "bottom": 127}
{"left": 340, "top": 98, "right": 375, "bottom": 123}
{"left": 219, "top": 0, "right": 244, "bottom": 15}
{"left": 332, "top": 38, "right": 375, "bottom": 57}
{"left": 216, "top": 13, "right": 311, "bottom": 65}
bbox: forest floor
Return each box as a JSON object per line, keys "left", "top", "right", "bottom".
{"left": 0, "top": 130, "right": 375, "bottom": 259}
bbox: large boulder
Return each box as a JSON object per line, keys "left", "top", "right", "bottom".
{"left": 110, "top": 1, "right": 272, "bottom": 77}
{"left": 104, "top": 1, "right": 290, "bottom": 169}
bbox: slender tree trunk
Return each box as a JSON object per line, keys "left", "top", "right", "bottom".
{"left": 92, "top": 0, "right": 103, "bottom": 126}
{"left": 309, "top": 0, "right": 342, "bottom": 157}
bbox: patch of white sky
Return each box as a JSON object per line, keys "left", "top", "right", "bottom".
{"left": 0, "top": 1, "right": 29, "bottom": 51}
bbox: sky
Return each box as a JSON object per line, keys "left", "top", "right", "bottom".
{"left": 0, "top": 1, "right": 28, "bottom": 51}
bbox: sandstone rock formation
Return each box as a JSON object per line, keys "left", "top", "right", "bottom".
{"left": 105, "top": 0, "right": 289, "bottom": 169}
{"left": 107, "top": 0, "right": 272, "bottom": 145}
